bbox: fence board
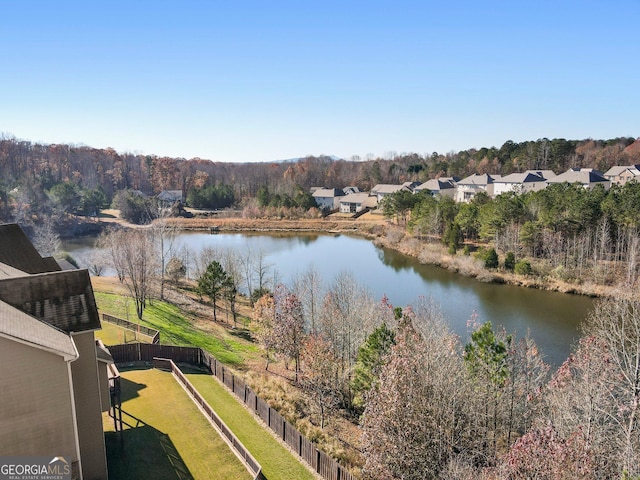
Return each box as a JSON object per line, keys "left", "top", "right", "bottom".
{"left": 256, "top": 397, "right": 270, "bottom": 424}
{"left": 233, "top": 377, "right": 246, "bottom": 400}
{"left": 270, "top": 409, "right": 285, "bottom": 439}
{"left": 300, "top": 436, "right": 318, "bottom": 470}
{"left": 285, "top": 421, "right": 301, "bottom": 453}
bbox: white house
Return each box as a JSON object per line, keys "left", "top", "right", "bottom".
{"left": 312, "top": 188, "right": 345, "bottom": 210}
{"left": 454, "top": 174, "right": 501, "bottom": 202}
{"left": 492, "top": 171, "right": 552, "bottom": 196}
{"left": 414, "top": 178, "right": 456, "bottom": 198}
{"left": 547, "top": 168, "right": 611, "bottom": 190}
{"left": 339, "top": 192, "right": 377, "bottom": 214}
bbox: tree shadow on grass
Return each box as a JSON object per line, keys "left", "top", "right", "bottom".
{"left": 105, "top": 422, "right": 193, "bottom": 480}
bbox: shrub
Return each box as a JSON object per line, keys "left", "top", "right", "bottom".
{"left": 504, "top": 252, "right": 516, "bottom": 272}
{"left": 484, "top": 248, "right": 499, "bottom": 269}
{"left": 514, "top": 259, "right": 533, "bottom": 275}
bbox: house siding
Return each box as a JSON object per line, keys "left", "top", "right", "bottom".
{"left": 0, "top": 336, "right": 78, "bottom": 461}
{"left": 71, "top": 332, "right": 108, "bottom": 480}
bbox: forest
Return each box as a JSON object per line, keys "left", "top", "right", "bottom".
{"left": 1, "top": 134, "right": 638, "bottom": 224}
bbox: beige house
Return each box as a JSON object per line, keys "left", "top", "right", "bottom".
{"left": 0, "top": 224, "right": 110, "bottom": 480}
{"left": 603, "top": 165, "right": 640, "bottom": 185}
{"left": 454, "top": 174, "right": 501, "bottom": 202}
{"left": 547, "top": 168, "right": 611, "bottom": 190}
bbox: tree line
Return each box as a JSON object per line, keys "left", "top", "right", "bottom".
{"left": 1, "top": 134, "right": 639, "bottom": 227}
{"left": 380, "top": 180, "right": 640, "bottom": 287}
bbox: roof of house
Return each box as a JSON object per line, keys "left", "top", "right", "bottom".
{"left": 402, "top": 181, "right": 422, "bottom": 190}
{"left": 497, "top": 172, "right": 546, "bottom": 184}
{"left": 603, "top": 165, "right": 640, "bottom": 177}
{"left": 340, "top": 192, "right": 372, "bottom": 203}
{"left": 547, "top": 168, "right": 608, "bottom": 184}
{"left": 158, "top": 190, "right": 183, "bottom": 202}
{"left": 416, "top": 179, "right": 455, "bottom": 191}
{"left": 457, "top": 173, "right": 501, "bottom": 186}
{"left": 95, "top": 340, "right": 115, "bottom": 364}
{"left": 371, "top": 184, "right": 410, "bottom": 194}
{"left": 524, "top": 170, "right": 556, "bottom": 179}
{"left": 0, "top": 224, "right": 62, "bottom": 274}
{"left": 0, "top": 299, "right": 78, "bottom": 359}
{"left": 0, "top": 223, "right": 101, "bottom": 334}
{"left": 342, "top": 186, "right": 361, "bottom": 194}
{"left": 312, "top": 188, "right": 345, "bottom": 198}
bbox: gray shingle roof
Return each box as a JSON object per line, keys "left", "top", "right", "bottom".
{"left": 0, "top": 299, "right": 77, "bottom": 359}
{"left": 0, "top": 224, "right": 62, "bottom": 274}
{"left": 0, "top": 270, "right": 101, "bottom": 333}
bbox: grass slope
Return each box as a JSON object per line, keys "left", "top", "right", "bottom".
{"left": 104, "top": 368, "right": 250, "bottom": 480}
{"left": 186, "top": 372, "right": 317, "bottom": 480}
{"left": 95, "top": 292, "right": 258, "bottom": 366}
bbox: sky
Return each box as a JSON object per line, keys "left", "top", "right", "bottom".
{"left": 1, "top": 1, "right": 638, "bottom": 163}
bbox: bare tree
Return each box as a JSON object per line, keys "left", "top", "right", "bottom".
{"left": 106, "top": 229, "right": 156, "bottom": 319}
{"left": 32, "top": 215, "right": 61, "bottom": 258}
{"left": 151, "top": 217, "right": 178, "bottom": 300}
{"left": 292, "top": 264, "right": 324, "bottom": 334}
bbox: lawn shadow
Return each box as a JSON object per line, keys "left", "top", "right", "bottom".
{"left": 118, "top": 376, "right": 148, "bottom": 403}
{"left": 228, "top": 328, "right": 254, "bottom": 342}
{"left": 105, "top": 423, "right": 193, "bottom": 480}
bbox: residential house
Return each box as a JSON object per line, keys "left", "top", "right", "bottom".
{"left": 370, "top": 184, "right": 411, "bottom": 203}
{"left": 492, "top": 170, "right": 553, "bottom": 196}
{"left": 402, "top": 181, "right": 422, "bottom": 192}
{"left": 339, "top": 192, "right": 377, "bottom": 214}
{"left": 0, "top": 223, "right": 111, "bottom": 480}
{"left": 157, "top": 189, "right": 184, "bottom": 207}
{"left": 342, "top": 186, "right": 361, "bottom": 195}
{"left": 413, "top": 178, "right": 457, "bottom": 198}
{"left": 603, "top": 165, "right": 640, "bottom": 185}
{"left": 454, "top": 173, "right": 501, "bottom": 202}
{"left": 312, "top": 188, "right": 345, "bottom": 210}
{"left": 547, "top": 168, "right": 611, "bottom": 190}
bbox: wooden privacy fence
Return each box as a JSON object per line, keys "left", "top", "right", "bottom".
{"left": 111, "top": 343, "right": 356, "bottom": 480}
{"left": 102, "top": 313, "right": 161, "bottom": 343}
{"left": 153, "top": 357, "right": 264, "bottom": 480}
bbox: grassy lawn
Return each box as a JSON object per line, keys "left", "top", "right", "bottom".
{"left": 95, "top": 292, "right": 259, "bottom": 366}
{"left": 104, "top": 368, "right": 251, "bottom": 480}
{"left": 185, "top": 371, "right": 316, "bottom": 480}
{"left": 96, "top": 322, "right": 154, "bottom": 346}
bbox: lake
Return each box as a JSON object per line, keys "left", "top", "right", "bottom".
{"left": 63, "top": 231, "right": 594, "bottom": 367}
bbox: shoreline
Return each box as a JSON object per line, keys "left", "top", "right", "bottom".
{"left": 80, "top": 211, "right": 612, "bottom": 299}
{"left": 161, "top": 215, "right": 613, "bottom": 299}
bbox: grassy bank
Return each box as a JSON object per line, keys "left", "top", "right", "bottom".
{"left": 95, "top": 291, "right": 259, "bottom": 366}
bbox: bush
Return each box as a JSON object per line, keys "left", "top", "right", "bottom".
{"left": 514, "top": 259, "right": 533, "bottom": 275}
{"left": 504, "top": 252, "right": 516, "bottom": 272}
{"left": 484, "top": 248, "right": 499, "bottom": 269}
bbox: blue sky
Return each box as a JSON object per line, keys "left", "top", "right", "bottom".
{"left": 1, "top": 1, "right": 638, "bottom": 162}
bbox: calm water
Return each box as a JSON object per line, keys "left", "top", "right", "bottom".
{"left": 64, "top": 232, "right": 594, "bottom": 367}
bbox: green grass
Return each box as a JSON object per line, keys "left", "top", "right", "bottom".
{"left": 185, "top": 371, "right": 316, "bottom": 480}
{"left": 96, "top": 322, "right": 154, "bottom": 346}
{"left": 95, "top": 292, "right": 259, "bottom": 366}
{"left": 104, "top": 368, "right": 251, "bottom": 480}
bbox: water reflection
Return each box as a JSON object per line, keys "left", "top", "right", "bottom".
{"left": 64, "top": 231, "right": 593, "bottom": 367}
